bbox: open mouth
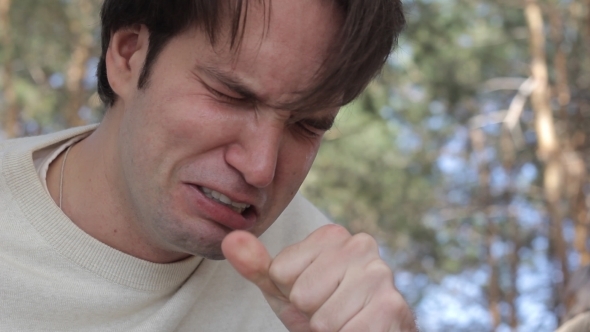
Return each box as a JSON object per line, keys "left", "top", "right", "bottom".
{"left": 198, "top": 186, "right": 252, "bottom": 214}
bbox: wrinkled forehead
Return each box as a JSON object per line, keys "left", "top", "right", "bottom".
{"left": 201, "top": 0, "right": 345, "bottom": 112}
{"left": 210, "top": 0, "right": 342, "bottom": 49}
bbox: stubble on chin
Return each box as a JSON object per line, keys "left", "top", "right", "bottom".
{"left": 151, "top": 211, "right": 230, "bottom": 260}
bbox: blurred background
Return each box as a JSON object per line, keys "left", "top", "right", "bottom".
{"left": 1, "top": 0, "right": 589, "bottom": 331}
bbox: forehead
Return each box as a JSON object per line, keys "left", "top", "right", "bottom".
{"left": 200, "top": 0, "right": 343, "bottom": 111}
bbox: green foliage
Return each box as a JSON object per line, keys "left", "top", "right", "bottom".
{"left": 0, "top": 0, "right": 102, "bottom": 135}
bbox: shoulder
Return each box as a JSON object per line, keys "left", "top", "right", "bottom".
{"left": 556, "top": 312, "right": 590, "bottom": 332}
{"left": 259, "top": 193, "right": 331, "bottom": 256}
{"left": 0, "top": 125, "right": 97, "bottom": 202}
{"left": 0, "top": 125, "right": 97, "bottom": 155}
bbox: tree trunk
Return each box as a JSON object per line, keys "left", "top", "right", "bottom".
{"left": 507, "top": 210, "right": 520, "bottom": 332}
{"left": 0, "top": 0, "right": 18, "bottom": 138}
{"left": 574, "top": 187, "right": 590, "bottom": 265}
{"left": 548, "top": 4, "right": 570, "bottom": 115}
{"left": 487, "top": 219, "right": 501, "bottom": 330}
{"left": 501, "top": 127, "right": 519, "bottom": 332}
{"left": 549, "top": 1, "right": 590, "bottom": 269}
{"left": 524, "top": 0, "right": 569, "bottom": 318}
{"left": 525, "top": 1, "right": 558, "bottom": 160}
{"left": 471, "top": 128, "right": 502, "bottom": 329}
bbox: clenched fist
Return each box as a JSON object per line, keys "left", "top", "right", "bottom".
{"left": 222, "top": 224, "right": 417, "bottom": 332}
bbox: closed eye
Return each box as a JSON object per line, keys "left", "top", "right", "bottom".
{"left": 294, "top": 118, "right": 335, "bottom": 138}
{"left": 299, "top": 117, "right": 334, "bottom": 132}
{"left": 206, "top": 86, "right": 249, "bottom": 103}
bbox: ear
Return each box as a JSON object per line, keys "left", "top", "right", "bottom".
{"left": 105, "top": 24, "right": 149, "bottom": 103}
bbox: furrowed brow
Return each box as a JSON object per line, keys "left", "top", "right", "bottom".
{"left": 198, "top": 65, "right": 260, "bottom": 101}
{"left": 198, "top": 64, "right": 318, "bottom": 110}
{"left": 197, "top": 64, "right": 338, "bottom": 114}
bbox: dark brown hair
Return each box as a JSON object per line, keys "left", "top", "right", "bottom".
{"left": 97, "top": 0, "right": 405, "bottom": 110}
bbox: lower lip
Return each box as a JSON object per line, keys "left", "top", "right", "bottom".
{"left": 184, "top": 184, "right": 256, "bottom": 231}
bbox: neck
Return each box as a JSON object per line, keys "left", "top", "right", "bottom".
{"left": 47, "top": 109, "right": 191, "bottom": 263}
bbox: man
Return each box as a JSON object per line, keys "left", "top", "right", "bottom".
{"left": 555, "top": 266, "right": 590, "bottom": 332}
{"left": 0, "top": 0, "right": 414, "bottom": 331}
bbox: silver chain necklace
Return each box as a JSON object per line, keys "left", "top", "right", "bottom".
{"left": 59, "top": 144, "right": 73, "bottom": 210}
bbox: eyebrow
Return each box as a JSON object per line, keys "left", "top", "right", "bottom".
{"left": 197, "top": 64, "right": 311, "bottom": 111}
{"left": 197, "top": 64, "right": 339, "bottom": 130}
{"left": 198, "top": 65, "right": 260, "bottom": 101}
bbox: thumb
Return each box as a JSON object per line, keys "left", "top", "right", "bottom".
{"left": 222, "top": 231, "right": 286, "bottom": 300}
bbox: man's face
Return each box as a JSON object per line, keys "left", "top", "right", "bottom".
{"left": 113, "top": 0, "right": 342, "bottom": 259}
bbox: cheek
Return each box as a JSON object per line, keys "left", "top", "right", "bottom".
{"left": 119, "top": 98, "right": 182, "bottom": 187}
{"left": 302, "top": 143, "right": 320, "bottom": 171}
{"left": 277, "top": 140, "right": 321, "bottom": 194}
{"left": 253, "top": 145, "right": 319, "bottom": 236}
{"left": 159, "top": 96, "right": 242, "bottom": 146}
{"left": 296, "top": 137, "right": 322, "bottom": 173}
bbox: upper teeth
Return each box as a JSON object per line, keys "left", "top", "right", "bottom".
{"left": 200, "top": 186, "right": 251, "bottom": 213}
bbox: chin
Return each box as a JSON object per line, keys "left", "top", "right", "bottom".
{"left": 154, "top": 213, "right": 231, "bottom": 260}
{"left": 201, "top": 251, "right": 226, "bottom": 261}
{"left": 168, "top": 239, "right": 226, "bottom": 261}
{"left": 169, "top": 235, "right": 226, "bottom": 260}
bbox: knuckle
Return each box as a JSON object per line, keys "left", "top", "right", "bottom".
{"left": 289, "top": 287, "right": 316, "bottom": 314}
{"left": 378, "top": 290, "right": 409, "bottom": 316}
{"left": 268, "top": 259, "right": 291, "bottom": 285}
{"left": 365, "top": 259, "right": 394, "bottom": 280}
{"left": 320, "top": 224, "right": 351, "bottom": 239}
{"left": 309, "top": 316, "right": 332, "bottom": 332}
{"left": 346, "top": 232, "right": 379, "bottom": 254}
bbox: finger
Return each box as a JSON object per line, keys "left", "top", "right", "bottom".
{"left": 287, "top": 245, "right": 348, "bottom": 316}
{"left": 289, "top": 232, "right": 381, "bottom": 316}
{"left": 269, "top": 224, "right": 350, "bottom": 297}
{"left": 339, "top": 287, "right": 415, "bottom": 332}
{"left": 221, "top": 230, "right": 286, "bottom": 300}
{"left": 309, "top": 259, "right": 394, "bottom": 331}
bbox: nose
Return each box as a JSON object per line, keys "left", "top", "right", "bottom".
{"left": 225, "top": 114, "right": 284, "bottom": 189}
